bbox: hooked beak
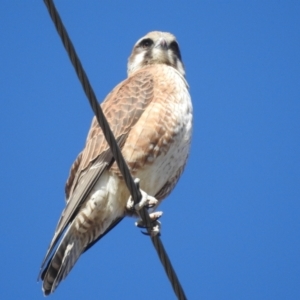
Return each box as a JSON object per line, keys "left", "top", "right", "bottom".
{"left": 155, "top": 38, "right": 168, "bottom": 50}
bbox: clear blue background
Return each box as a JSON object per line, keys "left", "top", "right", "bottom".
{"left": 0, "top": 1, "right": 299, "bottom": 299}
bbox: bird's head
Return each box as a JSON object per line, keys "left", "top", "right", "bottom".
{"left": 127, "top": 31, "right": 185, "bottom": 77}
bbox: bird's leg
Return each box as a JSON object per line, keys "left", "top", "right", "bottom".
{"left": 126, "top": 178, "right": 162, "bottom": 236}
{"left": 126, "top": 178, "right": 159, "bottom": 211}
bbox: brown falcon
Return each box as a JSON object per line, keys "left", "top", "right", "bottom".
{"left": 39, "top": 31, "right": 193, "bottom": 295}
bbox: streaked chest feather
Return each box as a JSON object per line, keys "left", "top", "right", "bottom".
{"left": 125, "top": 68, "right": 193, "bottom": 195}
{"left": 140, "top": 94, "right": 192, "bottom": 195}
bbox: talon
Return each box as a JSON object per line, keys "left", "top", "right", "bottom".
{"left": 126, "top": 178, "right": 159, "bottom": 212}
{"left": 151, "top": 221, "right": 161, "bottom": 236}
{"left": 126, "top": 198, "right": 135, "bottom": 211}
{"left": 135, "top": 211, "right": 163, "bottom": 228}
{"left": 134, "top": 191, "right": 158, "bottom": 211}
{"left": 141, "top": 229, "right": 161, "bottom": 237}
{"left": 139, "top": 221, "right": 161, "bottom": 236}
{"left": 135, "top": 211, "right": 162, "bottom": 236}
{"left": 149, "top": 211, "right": 163, "bottom": 220}
{"left": 126, "top": 178, "right": 162, "bottom": 237}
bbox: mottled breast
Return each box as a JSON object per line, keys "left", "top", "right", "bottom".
{"left": 113, "top": 64, "right": 193, "bottom": 199}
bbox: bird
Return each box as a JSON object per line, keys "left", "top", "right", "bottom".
{"left": 39, "top": 31, "right": 193, "bottom": 295}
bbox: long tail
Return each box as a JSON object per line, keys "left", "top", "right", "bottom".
{"left": 41, "top": 225, "right": 85, "bottom": 295}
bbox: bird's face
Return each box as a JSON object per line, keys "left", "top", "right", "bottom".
{"left": 127, "top": 31, "right": 185, "bottom": 77}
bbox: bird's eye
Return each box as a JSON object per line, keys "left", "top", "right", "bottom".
{"left": 169, "top": 41, "right": 181, "bottom": 60}
{"left": 139, "top": 38, "right": 153, "bottom": 49}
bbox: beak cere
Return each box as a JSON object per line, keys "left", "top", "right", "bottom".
{"left": 155, "top": 38, "right": 168, "bottom": 50}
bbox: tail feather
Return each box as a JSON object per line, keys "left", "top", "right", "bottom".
{"left": 42, "top": 226, "right": 84, "bottom": 295}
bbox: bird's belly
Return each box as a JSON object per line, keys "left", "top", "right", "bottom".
{"left": 138, "top": 107, "right": 192, "bottom": 197}
{"left": 140, "top": 94, "right": 192, "bottom": 196}
{"left": 136, "top": 131, "right": 191, "bottom": 197}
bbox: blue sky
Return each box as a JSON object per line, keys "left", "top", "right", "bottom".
{"left": 0, "top": 1, "right": 299, "bottom": 299}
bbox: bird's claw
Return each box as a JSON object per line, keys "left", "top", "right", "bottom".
{"left": 126, "top": 178, "right": 162, "bottom": 236}
{"left": 135, "top": 211, "right": 162, "bottom": 237}
{"left": 126, "top": 178, "right": 159, "bottom": 212}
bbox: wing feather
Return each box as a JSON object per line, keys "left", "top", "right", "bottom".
{"left": 40, "top": 70, "right": 154, "bottom": 271}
